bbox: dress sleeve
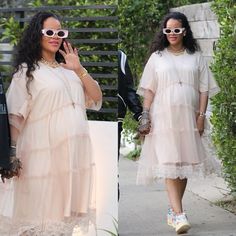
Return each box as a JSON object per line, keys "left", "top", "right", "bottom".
{"left": 198, "top": 54, "right": 220, "bottom": 98}
{"left": 85, "top": 81, "right": 102, "bottom": 111}
{"left": 137, "top": 53, "right": 158, "bottom": 96}
{"left": 6, "top": 66, "right": 32, "bottom": 120}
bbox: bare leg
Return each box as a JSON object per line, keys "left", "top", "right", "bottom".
{"left": 165, "top": 178, "right": 187, "bottom": 214}
{"left": 178, "top": 178, "right": 187, "bottom": 201}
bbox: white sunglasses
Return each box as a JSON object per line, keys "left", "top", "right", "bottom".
{"left": 41, "top": 29, "right": 69, "bottom": 38}
{"left": 163, "top": 28, "right": 185, "bottom": 35}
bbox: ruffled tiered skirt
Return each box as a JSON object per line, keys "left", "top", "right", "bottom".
{"left": 137, "top": 84, "right": 220, "bottom": 185}
{"left": 0, "top": 104, "right": 96, "bottom": 235}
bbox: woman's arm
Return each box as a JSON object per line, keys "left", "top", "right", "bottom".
{"left": 138, "top": 89, "right": 154, "bottom": 136}
{"left": 10, "top": 125, "right": 20, "bottom": 147}
{"left": 9, "top": 114, "right": 24, "bottom": 143}
{"left": 74, "top": 67, "right": 102, "bottom": 102}
{"left": 59, "top": 41, "right": 102, "bottom": 102}
{"left": 197, "top": 92, "right": 208, "bottom": 136}
{"left": 143, "top": 89, "right": 155, "bottom": 110}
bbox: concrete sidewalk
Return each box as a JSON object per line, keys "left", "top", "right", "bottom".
{"left": 118, "top": 156, "right": 236, "bottom": 236}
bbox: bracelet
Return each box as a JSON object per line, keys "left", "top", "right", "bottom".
{"left": 78, "top": 68, "right": 88, "bottom": 79}
{"left": 10, "top": 146, "right": 16, "bottom": 157}
{"left": 143, "top": 108, "right": 150, "bottom": 113}
{"left": 199, "top": 111, "right": 206, "bottom": 117}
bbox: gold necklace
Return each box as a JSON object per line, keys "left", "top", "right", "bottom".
{"left": 167, "top": 49, "right": 186, "bottom": 86}
{"left": 167, "top": 47, "right": 185, "bottom": 56}
{"left": 40, "top": 57, "right": 60, "bottom": 68}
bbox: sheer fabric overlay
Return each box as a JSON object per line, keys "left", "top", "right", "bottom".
{"left": 137, "top": 50, "right": 220, "bottom": 185}
{"left": 0, "top": 63, "right": 101, "bottom": 235}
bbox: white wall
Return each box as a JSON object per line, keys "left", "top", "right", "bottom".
{"left": 171, "top": 2, "right": 220, "bottom": 112}
{"left": 87, "top": 121, "right": 118, "bottom": 236}
{"left": 171, "top": 2, "right": 220, "bottom": 63}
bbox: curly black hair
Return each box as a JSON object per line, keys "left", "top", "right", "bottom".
{"left": 13, "top": 11, "right": 65, "bottom": 94}
{"left": 149, "top": 12, "right": 199, "bottom": 55}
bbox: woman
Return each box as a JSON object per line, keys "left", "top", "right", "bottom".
{"left": 137, "top": 12, "right": 220, "bottom": 234}
{"left": 0, "top": 11, "right": 102, "bottom": 235}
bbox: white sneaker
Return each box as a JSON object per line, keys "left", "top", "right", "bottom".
{"left": 174, "top": 212, "right": 191, "bottom": 234}
{"left": 167, "top": 208, "right": 175, "bottom": 228}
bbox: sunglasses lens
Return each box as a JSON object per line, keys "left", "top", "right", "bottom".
{"left": 174, "top": 29, "right": 181, "bottom": 34}
{"left": 164, "top": 29, "right": 171, "bottom": 34}
{"left": 45, "top": 30, "right": 54, "bottom": 36}
{"left": 57, "top": 30, "right": 65, "bottom": 38}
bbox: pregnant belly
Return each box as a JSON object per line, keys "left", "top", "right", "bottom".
{"left": 48, "top": 106, "right": 89, "bottom": 146}
{"left": 151, "top": 84, "right": 199, "bottom": 131}
{"left": 160, "top": 84, "right": 198, "bottom": 107}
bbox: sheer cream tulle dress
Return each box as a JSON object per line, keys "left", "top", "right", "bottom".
{"left": 136, "top": 49, "right": 220, "bottom": 185}
{"left": 0, "top": 62, "right": 102, "bottom": 235}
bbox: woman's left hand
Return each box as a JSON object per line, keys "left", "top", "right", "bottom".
{"left": 59, "top": 41, "right": 83, "bottom": 71}
{"left": 196, "top": 116, "right": 205, "bottom": 136}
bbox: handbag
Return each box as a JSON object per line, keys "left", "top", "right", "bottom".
{"left": 0, "top": 72, "right": 11, "bottom": 170}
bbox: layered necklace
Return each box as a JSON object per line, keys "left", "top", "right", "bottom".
{"left": 167, "top": 47, "right": 186, "bottom": 86}
{"left": 167, "top": 47, "right": 185, "bottom": 56}
{"left": 40, "top": 58, "right": 75, "bottom": 108}
{"left": 40, "top": 57, "right": 60, "bottom": 68}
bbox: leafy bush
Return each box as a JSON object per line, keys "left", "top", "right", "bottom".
{"left": 119, "top": 0, "right": 168, "bottom": 79}
{"left": 170, "top": 0, "right": 210, "bottom": 7}
{"left": 0, "top": 17, "right": 22, "bottom": 46}
{"left": 211, "top": 0, "right": 236, "bottom": 193}
{"left": 0, "top": 16, "right": 23, "bottom": 86}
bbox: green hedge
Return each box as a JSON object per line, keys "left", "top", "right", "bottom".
{"left": 119, "top": 0, "right": 169, "bottom": 80}
{"left": 211, "top": 0, "right": 236, "bottom": 193}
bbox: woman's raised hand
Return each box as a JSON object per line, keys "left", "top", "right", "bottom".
{"left": 59, "top": 41, "right": 83, "bottom": 71}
